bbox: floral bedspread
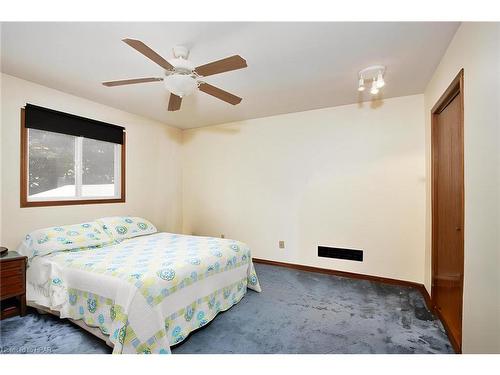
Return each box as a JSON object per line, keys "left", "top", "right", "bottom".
{"left": 26, "top": 232, "right": 261, "bottom": 354}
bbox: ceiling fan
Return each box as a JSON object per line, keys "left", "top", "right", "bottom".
{"left": 102, "top": 39, "right": 247, "bottom": 112}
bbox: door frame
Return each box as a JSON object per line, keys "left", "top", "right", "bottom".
{"left": 431, "top": 69, "right": 464, "bottom": 353}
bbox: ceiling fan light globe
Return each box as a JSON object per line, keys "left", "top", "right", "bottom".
{"left": 164, "top": 74, "right": 198, "bottom": 97}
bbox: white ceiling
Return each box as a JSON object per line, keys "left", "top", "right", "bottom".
{"left": 1, "top": 22, "right": 459, "bottom": 129}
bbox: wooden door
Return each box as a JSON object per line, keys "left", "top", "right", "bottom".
{"left": 431, "top": 70, "right": 464, "bottom": 353}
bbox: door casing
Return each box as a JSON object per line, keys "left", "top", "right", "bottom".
{"left": 431, "top": 69, "right": 465, "bottom": 354}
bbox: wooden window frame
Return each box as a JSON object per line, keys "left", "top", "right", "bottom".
{"left": 20, "top": 109, "right": 126, "bottom": 207}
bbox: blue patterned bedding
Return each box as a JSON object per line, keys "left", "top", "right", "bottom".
{"left": 25, "top": 232, "right": 261, "bottom": 354}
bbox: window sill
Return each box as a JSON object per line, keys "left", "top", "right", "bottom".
{"left": 20, "top": 197, "right": 125, "bottom": 208}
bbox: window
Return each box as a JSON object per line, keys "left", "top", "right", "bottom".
{"left": 21, "top": 105, "right": 125, "bottom": 207}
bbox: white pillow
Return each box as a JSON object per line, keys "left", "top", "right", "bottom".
{"left": 95, "top": 216, "right": 157, "bottom": 240}
{"left": 17, "top": 221, "right": 114, "bottom": 261}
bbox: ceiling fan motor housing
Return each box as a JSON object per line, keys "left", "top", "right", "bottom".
{"left": 167, "top": 58, "right": 196, "bottom": 74}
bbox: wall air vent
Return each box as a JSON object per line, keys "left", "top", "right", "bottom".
{"left": 318, "top": 246, "right": 363, "bottom": 262}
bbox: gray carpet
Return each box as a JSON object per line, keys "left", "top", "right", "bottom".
{"left": 0, "top": 263, "right": 453, "bottom": 354}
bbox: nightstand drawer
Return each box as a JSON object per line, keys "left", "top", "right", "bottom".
{"left": 0, "top": 251, "right": 27, "bottom": 319}
{"left": 1, "top": 275, "right": 25, "bottom": 297}
{"left": 0, "top": 259, "right": 26, "bottom": 298}
{"left": 1, "top": 260, "right": 25, "bottom": 273}
{"left": 1, "top": 266, "right": 24, "bottom": 278}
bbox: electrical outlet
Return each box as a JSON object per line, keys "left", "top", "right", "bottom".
{"left": 279, "top": 240, "right": 285, "bottom": 249}
{"left": 221, "top": 234, "right": 225, "bottom": 239}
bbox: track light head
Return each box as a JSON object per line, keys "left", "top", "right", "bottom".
{"left": 358, "top": 77, "right": 365, "bottom": 92}
{"left": 370, "top": 78, "right": 379, "bottom": 95}
{"left": 376, "top": 71, "right": 385, "bottom": 88}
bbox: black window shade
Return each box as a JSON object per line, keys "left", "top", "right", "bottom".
{"left": 25, "top": 104, "right": 125, "bottom": 144}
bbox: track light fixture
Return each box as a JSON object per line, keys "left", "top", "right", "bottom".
{"left": 357, "top": 65, "right": 386, "bottom": 96}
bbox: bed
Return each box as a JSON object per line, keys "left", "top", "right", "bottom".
{"left": 17, "top": 217, "right": 261, "bottom": 354}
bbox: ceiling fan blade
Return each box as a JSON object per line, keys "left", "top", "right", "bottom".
{"left": 102, "top": 77, "right": 163, "bottom": 87}
{"left": 195, "top": 55, "right": 247, "bottom": 77}
{"left": 198, "top": 82, "right": 242, "bottom": 105}
{"left": 168, "top": 94, "right": 182, "bottom": 111}
{"left": 122, "top": 38, "right": 174, "bottom": 71}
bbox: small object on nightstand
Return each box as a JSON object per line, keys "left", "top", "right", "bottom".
{"left": 0, "top": 247, "right": 8, "bottom": 256}
{"left": 0, "top": 251, "right": 27, "bottom": 320}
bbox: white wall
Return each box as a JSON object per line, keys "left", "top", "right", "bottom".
{"left": 182, "top": 95, "right": 426, "bottom": 283}
{"left": 0, "top": 74, "right": 183, "bottom": 250}
{"left": 424, "top": 23, "right": 500, "bottom": 353}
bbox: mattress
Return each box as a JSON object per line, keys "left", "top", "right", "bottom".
{"left": 25, "top": 232, "right": 261, "bottom": 354}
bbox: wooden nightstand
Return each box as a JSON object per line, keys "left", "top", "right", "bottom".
{"left": 0, "top": 250, "right": 27, "bottom": 320}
